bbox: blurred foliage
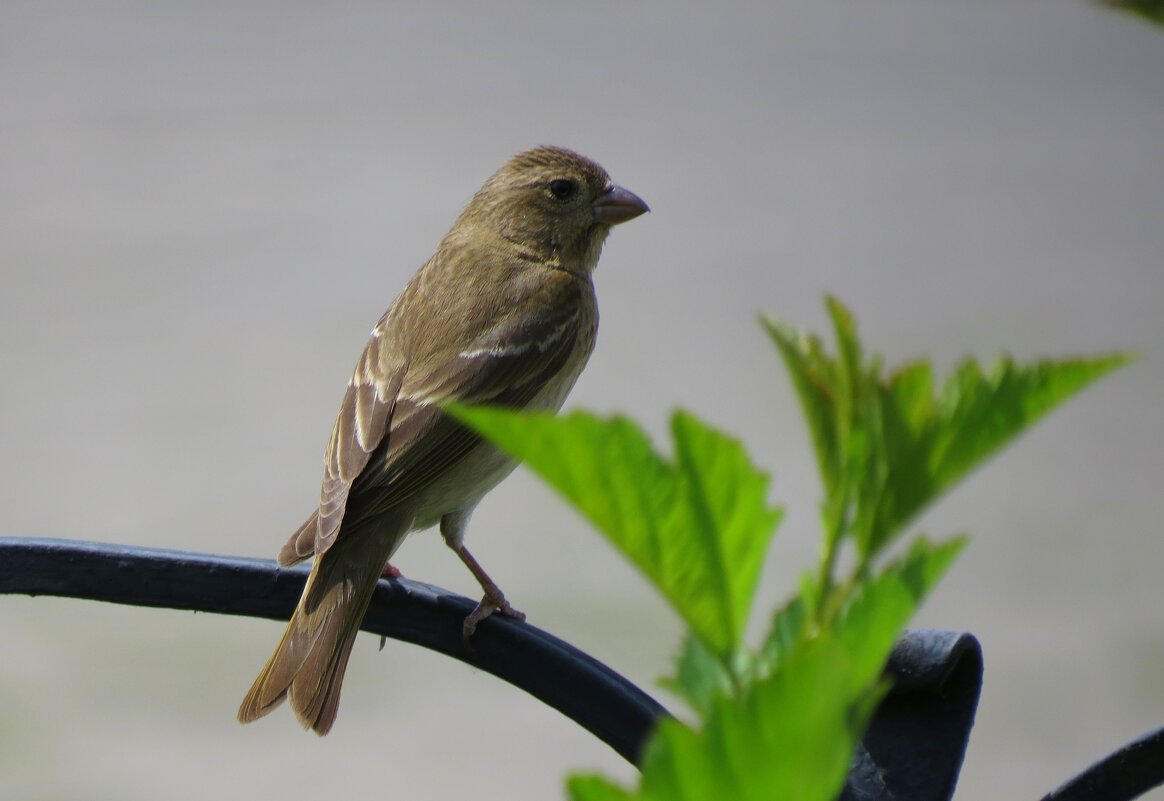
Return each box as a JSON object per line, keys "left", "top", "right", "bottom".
{"left": 454, "top": 297, "right": 1129, "bottom": 801}
{"left": 1102, "top": 0, "right": 1164, "bottom": 27}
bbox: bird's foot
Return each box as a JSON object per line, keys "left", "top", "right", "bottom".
{"left": 462, "top": 588, "right": 525, "bottom": 647}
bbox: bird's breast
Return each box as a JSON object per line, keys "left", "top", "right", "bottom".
{"left": 409, "top": 314, "right": 595, "bottom": 532}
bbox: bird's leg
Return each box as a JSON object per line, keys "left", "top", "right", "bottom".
{"left": 453, "top": 543, "right": 526, "bottom": 640}
{"left": 377, "top": 563, "right": 405, "bottom": 650}
{"left": 440, "top": 510, "right": 525, "bottom": 645}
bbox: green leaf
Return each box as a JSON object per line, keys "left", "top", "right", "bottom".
{"left": 753, "top": 536, "right": 963, "bottom": 683}
{"left": 623, "top": 633, "right": 885, "bottom": 801}
{"left": 762, "top": 316, "right": 842, "bottom": 500}
{"left": 927, "top": 355, "right": 1132, "bottom": 493}
{"left": 570, "top": 538, "right": 965, "bottom": 801}
{"left": 659, "top": 633, "right": 733, "bottom": 716}
{"left": 465, "top": 295, "right": 1123, "bottom": 801}
{"left": 866, "top": 354, "right": 1132, "bottom": 556}
{"left": 755, "top": 595, "right": 809, "bottom": 677}
{"left": 568, "top": 775, "right": 638, "bottom": 801}
{"left": 765, "top": 298, "right": 1133, "bottom": 563}
{"left": 832, "top": 536, "right": 967, "bottom": 680}
{"left": 451, "top": 406, "right": 785, "bottom": 659}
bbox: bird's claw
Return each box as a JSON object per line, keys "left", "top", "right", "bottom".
{"left": 462, "top": 591, "right": 525, "bottom": 648}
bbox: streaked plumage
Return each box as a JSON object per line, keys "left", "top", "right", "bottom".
{"left": 238, "top": 146, "right": 648, "bottom": 734}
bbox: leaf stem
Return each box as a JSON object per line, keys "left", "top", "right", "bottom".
{"left": 815, "top": 490, "right": 849, "bottom": 624}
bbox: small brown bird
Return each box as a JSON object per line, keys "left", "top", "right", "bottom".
{"left": 237, "top": 146, "right": 648, "bottom": 734}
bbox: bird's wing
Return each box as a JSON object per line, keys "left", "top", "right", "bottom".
{"left": 343, "top": 277, "right": 592, "bottom": 529}
{"left": 286, "top": 272, "right": 593, "bottom": 560}
{"left": 277, "top": 308, "right": 409, "bottom": 565}
{"left": 305, "top": 321, "right": 408, "bottom": 557}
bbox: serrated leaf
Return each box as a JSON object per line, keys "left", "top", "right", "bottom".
{"left": 762, "top": 317, "right": 842, "bottom": 499}
{"left": 766, "top": 298, "right": 1133, "bottom": 562}
{"left": 832, "top": 536, "right": 967, "bottom": 679}
{"left": 864, "top": 353, "right": 1132, "bottom": 556}
{"left": 927, "top": 355, "right": 1132, "bottom": 493}
{"left": 452, "top": 406, "right": 784, "bottom": 658}
{"left": 659, "top": 633, "right": 733, "bottom": 716}
{"left": 755, "top": 595, "right": 809, "bottom": 677}
{"left": 631, "top": 633, "right": 885, "bottom": 801}
{"left": 627, "top": 538, "right": 964, "bottom": 801}
{"left": 827, "top": 295, "right": 864, "bottom": 412}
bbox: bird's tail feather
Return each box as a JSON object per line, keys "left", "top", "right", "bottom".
{"left": 277, "top": 509, "right": 319, "bottom": 566}
{"left": 238, "top": 513, "right": 410, "bottom": 735}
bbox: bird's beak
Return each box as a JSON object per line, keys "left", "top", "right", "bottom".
{"left": 593, "top": 184, "right": 650, "bottom": 225}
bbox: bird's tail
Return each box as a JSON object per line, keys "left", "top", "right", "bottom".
{"left": 238, "top": 513, "right": 409, "bottom": 735}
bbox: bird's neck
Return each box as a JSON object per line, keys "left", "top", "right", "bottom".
{"left": 444, "top": 223, "right": 606, "bottom": 280}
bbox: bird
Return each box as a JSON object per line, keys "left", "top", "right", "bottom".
{"left": 237, "top": 146, "right": 649, "bottom": 735}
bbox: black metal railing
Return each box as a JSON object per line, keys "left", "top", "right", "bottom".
{"left": 2, "top": 537, "right": 1161, "bottom": 801}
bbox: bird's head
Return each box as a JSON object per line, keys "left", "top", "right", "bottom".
{"left": 459, "top": 146, "right": 649, "bottom": 273}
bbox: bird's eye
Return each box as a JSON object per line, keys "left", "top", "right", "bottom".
{"left": 548, "top": 178, "right": 576, "bottom": 200}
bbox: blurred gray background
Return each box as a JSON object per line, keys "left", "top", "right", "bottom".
{"left": 2, "top": 1, "right": 1162, "bottom": 799}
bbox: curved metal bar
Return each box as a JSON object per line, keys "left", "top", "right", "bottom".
{"left": 1039, "top": 724, "right": 1164, "bottom": 801}
{"left": 3, "top": 536, "right": 1024, "bottom": 801}
{"left": 843, "top": 630, "right": 984, "bottom": 801}
{"left": 0, "top": 536, "right": 668, "bottom": 765}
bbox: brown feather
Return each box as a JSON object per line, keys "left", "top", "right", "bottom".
{"left": 315, "top": 361, "right": 407, "bottom": 556}
{"left": 239, "top": 509, "right": 412, "bottom": 733}
{"left": 278, "top": 509, "right": 318, "bottom": 566}
{"left": 276, "top": 360, "right": 407, "bottom": 565}
{"left": 339, "top": 271, "right": 594, "bottom": 530}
